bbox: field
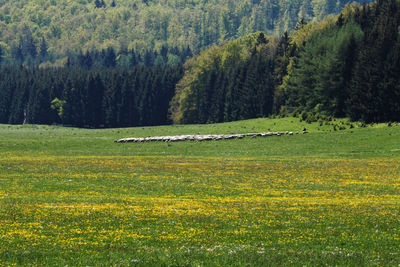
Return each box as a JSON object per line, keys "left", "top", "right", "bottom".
{"left": 0, "top": 117, "right": 400, "bottom": 266}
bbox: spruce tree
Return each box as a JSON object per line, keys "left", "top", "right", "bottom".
{"left": 39, "top": 37, "right": 48, "bottom": 59}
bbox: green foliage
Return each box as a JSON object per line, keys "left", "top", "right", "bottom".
{"left": 284, "top": 20, "right": 363, "bottom": 116}
{"left": 0, "top": 65, "right": 183, "bottom": 128}
{"left": 170, "top": 32, "right": 276, "bottom": 124}
{"left": 171, "top": 0, "right": 400, "bottom": 126}
{"left": 0, "top": 0, "right": 373, "bottom": 65}
{"left": 50, "top": 98, "right": 66, "bottom": 119}
{"left": 278, "top": 0, "right": 400, "bottom": 123}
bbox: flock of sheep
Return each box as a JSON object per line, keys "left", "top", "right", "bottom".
{"left": 115, "top": 131, "right": 306, "bottom": 143}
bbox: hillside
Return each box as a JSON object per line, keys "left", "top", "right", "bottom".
{"left": 172, "top": 0, "right": 400, "bottom": 124}
{"left": 0, "top": 0, "right": 373, "bottom": 65}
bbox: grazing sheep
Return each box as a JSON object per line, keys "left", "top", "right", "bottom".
{"left": 115, "top": 131, "right": 295, "bottom": 143}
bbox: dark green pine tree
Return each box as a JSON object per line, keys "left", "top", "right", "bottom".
{"left": 143, "top": 50, "right": 154, "bottom": 67}
{"left": 273, "top": 32, "right": 292, "bottom": 114}
{"left": 160, "top": 46, "right": 168, "bottom": 61}
{"left": 208, "top": 71, "right": 227, "bottom": 123}
{"left": 119, "top": 76, "right": 137, "bottom": 127}
{"left": 19, "top": 27, "right": 37, "bottom": 63}
{"left": 39, "top": 37, "right": 48, "bottom": 60}
{"left": 104, "top": 72, "right": 122, "bottom": 127}
{"left": 61, "top": 79, "right": 85, "bottom": 127}
{"left": 8, "top": 70, "right": 31, "bottom": 124}
{"left": 103, "top": 47, "right": 117, "bottom": 68}
{"left": 29, "top": 85, "right": 52, "bottom": 125}
{"left": 129, "top": 50, "right": 138, "bottom": 67}
{"left": 317, "top": 52, "right": 345, "bottom": 115}
{"left": 78, "top": 51, "right": 93, "bottom": 69}
{"left": 284, "top": 42, "right": 318, "bottom": 110}
{"left": 198, "top": 70, "right": 217, "bottom": 123}
{"left": 336, "top": 13, "right": 344, "bottom": 27}
{"left": 337, "top": 33, "right": 358, "bottom": 117}
{"left": 224, "top": 66, "right": 242, "bottom": 122}
{"left": 256, "top": 55, "right": 275, "bottom": 117}
{"left": 138, "top": 72, "right": 154, "bottom": 125}
{"left": 85, "top": 74, "right": 105, "bottom": 128}
{"left": 0, "top": 46, "right": 3, "bottom": 65}
{"left": 11, "top": 44, "right": 24, "bottom": 64}
{"left": 150, "top": 72, "right": 165, "bottom": 125}
{"left": 347, "top": 0, "right": 398, "bottom": 122}
{"left": 240, "top": 55, "right": 258, "bottom": 119}
{"left": 0, "top": 68, "right": 15, "bottom": 123}
{"left": 60, "top": 80, "right": 74, "bottom": 126}
{"left": 380, "top": 39, "right": 400, "bottom": 121}
{"left": 275, "top": 31, "right": 290, "bottom": 84}
{"left": 256, "top": 32, "right": 268, "bottom": 45}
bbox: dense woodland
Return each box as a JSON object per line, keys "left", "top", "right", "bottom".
{"left": 278, "top": 0, "right": 400, "bottom": 123}
{"left": 172, "top": 0, "right": 400, "bottom": 124}
{"left": 0, "top": 65, "right": 183, "bottom": 127}
{"left": 0, "top": 0, "right": 372, "bottom": 66}
{"left": 169, "top": 32, "right": 277, "bottom": 124}
{"left": 0, "top": 0, "right": 399, "bottom": 127}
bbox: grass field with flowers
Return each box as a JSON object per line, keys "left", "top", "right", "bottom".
{"left": 0, "top": 117, "right": 399, "bottom": 266}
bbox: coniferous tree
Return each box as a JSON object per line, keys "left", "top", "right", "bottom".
{"left": 144, "top": 51, "right": 154, "bottom": 67}
{"left": 240, "top": 55, "right": 258, "bottom": 119}
{"left": 29, "top": 85, "right": 52, "bottom": 124}
{"left": 86, "top": 74, "right": 105, "bottom": 127}
{"left": 208, "top": 71, "right": 226, "bottom": 123}
{"left": 11, "top": 44, "right": 24, "bottom": 64}
{"left": 8, "top": 70, "right": 30, "bottom": 124}
{"left": 129, "top": 50, "right": 138, "bottom": 67}
{"left": 103, "top": 48, "right": 117, "bottom": 68}
{"left": 0, "top": 68, "right": 15, "bottom": 123}
{"left": 39, "top": 37, "right": 48, "bottom": 59}
{"left": 119, "top": 76, "right": 137, "bottom": 126}
{"left": 0, "top": 46, "right": 3, "bottom": 65}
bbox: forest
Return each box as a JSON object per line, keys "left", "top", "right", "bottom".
{"left": 0, "top": 0, "right": 399, "bottom": 127}
{"left": 171, "top": 0, "right": 400, "bottom": 124}
{"left": 0, "top": 65, "right": 183, "bottom": 127}
{"left": 0, "top": 0, "right": 372, "bottom": 66}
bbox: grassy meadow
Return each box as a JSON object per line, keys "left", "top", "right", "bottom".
{"left": 0, "top": 117, "right": 399, "bottom": 266}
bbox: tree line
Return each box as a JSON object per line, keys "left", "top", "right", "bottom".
{"left": 3, "top": 35, "right": 192, "bottom": 68}
{"left": 0, "top": 65, "right": 183, "bottom": 127}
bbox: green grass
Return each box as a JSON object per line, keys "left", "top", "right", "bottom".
{"left": 0, "top": 117, "right": 399, "bottom": 158}
{"left": 0, "top": 117, "right": 399, "bottom": 266}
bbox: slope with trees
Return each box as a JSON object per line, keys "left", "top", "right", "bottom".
{"left": 0, "top": 0, "right": 373, "bottom": 66}
{"left": 169, "top": 32, "right": 277, "bottom": 124}
{"left": 171, "top": 0, "right": 400, "bottom": 124}
{"left": 281, "top": 0, "right": 400, "bottom": 122}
